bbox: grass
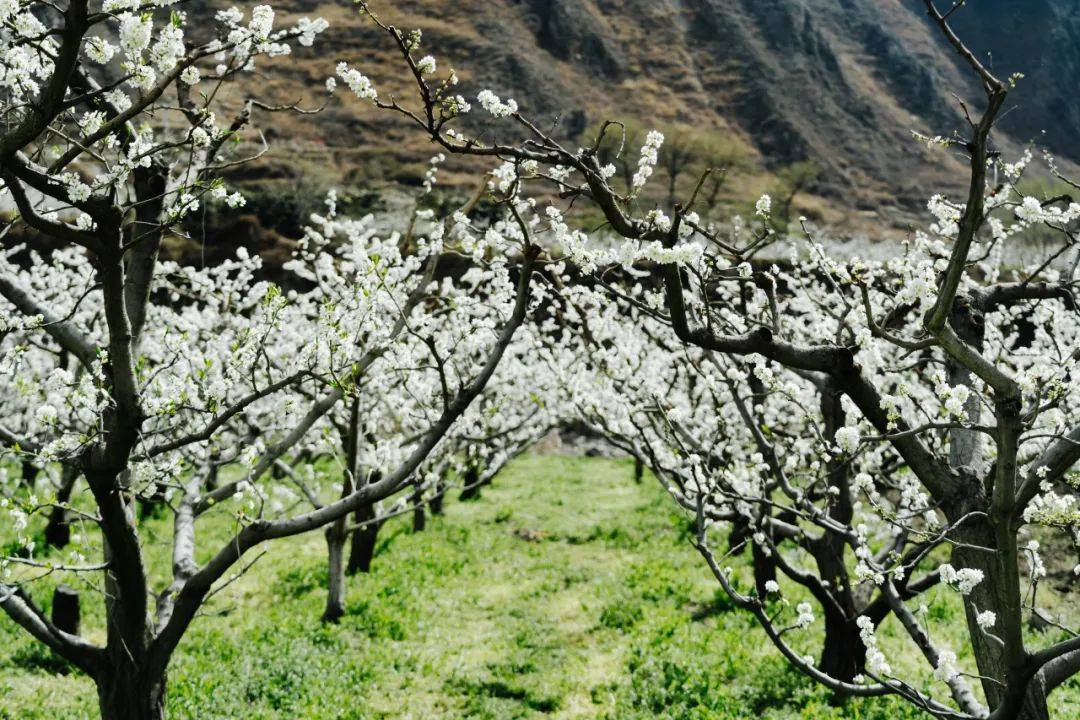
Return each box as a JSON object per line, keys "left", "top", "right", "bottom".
{"left": 1, "top": 454, "right": 1078, "bottom": 719}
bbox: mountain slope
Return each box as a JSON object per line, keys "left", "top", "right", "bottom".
{"left": 246, "top": 0, "right": 1079, "bottom": 229}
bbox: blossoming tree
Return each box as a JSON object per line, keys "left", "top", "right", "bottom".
{"left": 268, "top": 189, "right": 563, "bottom": 623}
{"left": 353, "top": 1, "right": 1080, "bottom": 717}
{"left": 0, "top": 3, "right": 544, "bottom": 718}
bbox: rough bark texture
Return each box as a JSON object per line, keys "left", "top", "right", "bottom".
{"left": 953, "top": 522, "right": 1049, "bottom": 720}
{"left": 942, "top": 299, "right": 1048, "bottom": 718}
{"left": 97, "top": 670, "right": 166, "bottom": 720}
{"left": 819, "top": 610, "right": 866, "bottom": 684}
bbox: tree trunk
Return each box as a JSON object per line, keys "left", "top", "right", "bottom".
{"left": 750, "top": 542, "right": 777, "bottom": 598}
{"left": 815, "top": 380, "right": 866, "bottom": 687}
{"left": 819, "top": 609, "right": 866, "bottom": 683}
{"left": 97, "top": 667, "right": 166, "bottom": 720}
{"left": 942, "top": 305, "right": 1046, "bottom": 717}
{"left": 51, "top": 585, "right": 80, "bottom": 635}
{"left": 411, "top": 478, "right": 425, "bottom": 532}
{"left": 458, "top": 465, "right": 482, "bottom": 501}
{"left": 19, "top": 460, "right": 39, "bottom": 489}
{"left": 953, "top": 522, "right": 1049, "bottom": 720}
{"left": 322, "top": 521, "right": 347, "bottom": 623}
{"left": 633, "top": 457, "right": 644, "bottom": 484}
{"left": 429, "top": 483, "right": 445, "bottom": 516}
{"left": 204, "top": 462, "right": 219, "bottom": 492}
{"left": 44, "top": 466, "right": 80, "bottom": 548}
{"left": 346, "top": 502, "right": 380, "bottom": 575}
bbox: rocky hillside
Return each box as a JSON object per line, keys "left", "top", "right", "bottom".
{"left": 229, "top": 0, "right": 1080, "bottom": 233}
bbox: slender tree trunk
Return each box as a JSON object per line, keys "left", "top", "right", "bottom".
{"left": 44, "top": 466, "right": 80, "bottom": 548}
{"left": 327, "top": 395, "right": 361, "bottom": 615}
{"left": 204, "top": 459, "right": 220, "bottom": 492}
{"left": 940, "top": 305, "right": 1048, "bottom": 717}
{"left": 88, "top": 468, "right": 166, "bottom": 720}
{"left": 410, "top": 476, "right": 426, "bottom": 532}
{"left": 816, "top": 380, "right": 866, "bottom": 686}
{"left": 633, "top": 456, "right": 644, "bottom": 484}
{"left": 750, "top": 542, "right": 777, "bottom": 597}
{"left": 51, "top": 584, "right": 80, "bottom": 635}
{"left": 322, "top": 520, "right": 347, "bottom": 623}
{"left": 429, "top": 481, "right": 445, "bottom": 516}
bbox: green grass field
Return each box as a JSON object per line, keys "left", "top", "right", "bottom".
{"left": 1, "top": 454, "right": 1077, "bottom": 719}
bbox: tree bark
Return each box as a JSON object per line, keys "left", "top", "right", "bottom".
{"left": 941, "top": 302, "right": 1047, "bottom": 717}
{"left": 816, "top": 379, "right": 867, "bottom": 687}
{"left": 51, "top": 584, "right": 80, "bottom": 636}
{"left": 953, "top": 521, "right": 1049, "bottom": 720}
{"left": 19, "top": 460, "right": 39, "bottom": 489}
{"left": 346, "top": 502, "right": 381, "bottom": 575}
{"left": 458, "top": 465, "right": 482, "bottom": 501}
{"left": 44, "top": 465, "right": 80, "bottom": 548}
{"left": 411, "top": 478, "right": 425, "bottom": 532}
{"left": 322, "top": 521, "right": 347, "bottom": 623}
{"left": 750, "top": 542, "right": 777, "bottom": 598}
{"left": 819, "top": 609, "right": 866, "bottom": 684}
{"left": 429, "top": 483, "right": 445, "bottom": 516}
{"left": 96, "top": 667, "right": 166, "bottom": 720}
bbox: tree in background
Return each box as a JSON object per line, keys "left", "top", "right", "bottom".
{"left": 771, "top": 160, "right": 822, "bottom": 227}
{"left": 0, "top": 3, "right": 542, "bottom": 717}
{"left": 592, "top": 120, "right": 754, "bottom": 216}
{"left": 355, "top": 0, "right": 1080, "bottom": 716}
{"left": 697, "top": 134, "right": 755, "bottom": 217}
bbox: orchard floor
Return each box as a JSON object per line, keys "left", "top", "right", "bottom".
{"left": 2, "top": 455, "right": 1078, "bottom": 719}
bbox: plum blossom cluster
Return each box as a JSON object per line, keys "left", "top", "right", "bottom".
{"left": 477, "top": 89, "right": 518, "bottom": 118}
{"left": 631, "top": 130, "right": 664, "bottom": 193}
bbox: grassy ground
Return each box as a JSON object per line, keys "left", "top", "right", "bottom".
{"left": 1, "top": 454, "right": 1077, "bottom": 719}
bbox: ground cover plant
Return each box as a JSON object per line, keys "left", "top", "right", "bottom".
{"left": 10, "top": 454, "right": 1071, "bottom": 719}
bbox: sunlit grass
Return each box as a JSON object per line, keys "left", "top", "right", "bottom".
{"left": 1, "top": 454, "right": 1077, "bottom": 719}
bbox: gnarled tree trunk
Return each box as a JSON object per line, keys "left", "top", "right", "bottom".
{"left": 819, "top": 610, "right": 866, "bottom": 684}
{"left": 953, "top": 521, "right": 1049, "bottom": 720}
{"left": 97, "top": 665, "right": 166, "bottom": 720}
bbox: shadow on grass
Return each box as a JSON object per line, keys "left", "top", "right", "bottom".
{"left": 11, "top": 644, "right": 74, "bottom": 676}
{"left": 450, "top": 675, "right": 562, "bottom": 713}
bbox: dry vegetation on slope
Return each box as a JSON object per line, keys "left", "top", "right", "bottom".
{"left": 183, "top": 0, "right": 1080, "bottom": 246}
